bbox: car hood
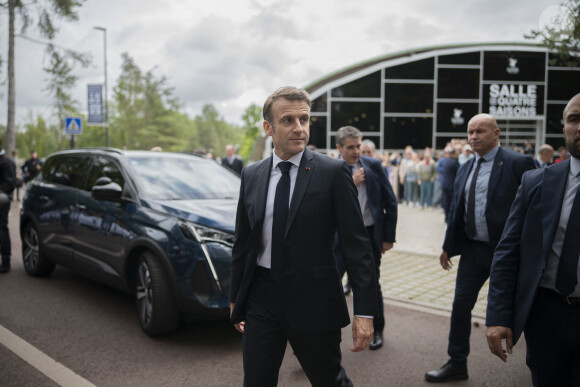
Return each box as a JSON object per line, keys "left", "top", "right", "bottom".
{"left": 144, "top": 198, "right": 238, "bottom": 234}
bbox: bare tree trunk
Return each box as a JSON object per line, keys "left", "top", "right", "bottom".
{"left": 6, "top": 0, "right": 16, "bottom": 156}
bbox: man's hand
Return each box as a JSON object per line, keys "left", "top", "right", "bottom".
{"left": 439, "top": 250, "right": 452, "bottom": 270}
{"left": 486, "top": 326, "right": 513, "bottom": 362}
{"left": 230, "top": 302, "right": 245, "bottom": 333}
{"left": 382, "top": 242, "right": 394, "bottom": 254}
{"left": 352, "top": 168, "right": 365, "bottom": 187}
{"left": 351, "top": 316, "right": 373, "bottom": 352}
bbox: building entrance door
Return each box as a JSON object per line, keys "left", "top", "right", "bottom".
{"left": 497, "top": 119, "right": 543, "bottom": 154}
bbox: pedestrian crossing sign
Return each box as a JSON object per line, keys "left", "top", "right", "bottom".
{"left": 65, "top": 117, "right": 82, "bottom": 135}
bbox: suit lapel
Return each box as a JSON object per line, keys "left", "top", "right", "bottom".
{"left": 456, "top": 158, "right": 473, "bottom": 205}
{"left": 254, "top": 157, "right": 272, "bottom": 225}
{"left": 286, "top": 148, "right": 314, "bottom": 236}
{"left": 486, "top": 147, "right": 503, "bottom": 206}
{"left": 541, "top": 159, "right": 570, "bottom": 261}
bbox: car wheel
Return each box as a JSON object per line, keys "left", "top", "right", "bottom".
{"left": 135, "top": 251, "right": 180, "bottom": 336}
{"left": 22, "top": 223, "right": 55, "bottom": 276}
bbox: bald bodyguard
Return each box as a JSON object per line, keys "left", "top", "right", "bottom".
{"left": 425, "top": 113, "right": 535, "bottom": 382}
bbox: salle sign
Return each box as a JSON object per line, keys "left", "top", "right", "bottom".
{"left": 487, "top": 84, "right": 538, "bottom": 118}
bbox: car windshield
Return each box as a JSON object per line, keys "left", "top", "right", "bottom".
{"left": 127, "top": 153, "right": 240, "bottom": 200}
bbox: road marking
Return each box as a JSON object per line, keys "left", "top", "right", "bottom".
{"left": 0, "top": 324, "right": 97, "bottom": 387}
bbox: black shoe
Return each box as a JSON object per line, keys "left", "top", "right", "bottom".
{"left": 369, "top": 332, "right": 383, "bottom": 350}
{"left": 425, "top": 362, "right": 468, "bottom": 383}
{"left": 343, "top": 282, "right": 351, "bottom": 296}
{"left": 0, "top": 263, "right": 10, "bottom": 274}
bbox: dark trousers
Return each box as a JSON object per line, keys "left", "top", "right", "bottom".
{"left": 524, "top": 288, "right": 580, "bottom": 387}
{"left": 335, "top": 226, "right": 384, "bottom": 333}
{"left": 242, "top": 267, "right": 352, "bottom": 387}
{"left": 448, "top": 239, "right": 493, "bottom": 365}
{"left": 0, "top": 206, "right": 11, "bottom": 264}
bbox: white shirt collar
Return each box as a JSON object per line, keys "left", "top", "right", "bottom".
{"left": 272, "top": 150, "right": 304, "bottom": 170}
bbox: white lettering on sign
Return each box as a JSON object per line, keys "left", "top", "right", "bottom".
{"left": 488, "top": 84, "right": 538, "bottom": 118}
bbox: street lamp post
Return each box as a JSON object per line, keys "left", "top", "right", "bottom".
{"left": 93, "top": 26, "right": 109, "bottom": 147}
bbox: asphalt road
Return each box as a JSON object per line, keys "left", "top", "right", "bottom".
{"left": 0, "top": 202, "right": 532, "bottom": 386}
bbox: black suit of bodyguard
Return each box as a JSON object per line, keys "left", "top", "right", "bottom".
{"left": 425, "top": 114, "right": 535, "bottom": 383}
{"left": 229, "top": 87, "right": 377, "bottom": 386}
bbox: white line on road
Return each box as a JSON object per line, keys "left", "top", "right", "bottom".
{"left": 0, "top": 324, "right": 97, "bottom": 387}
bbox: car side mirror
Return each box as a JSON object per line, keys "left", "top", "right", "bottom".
{"left": 91, "top": 177, "right": 123, "bottom": 202}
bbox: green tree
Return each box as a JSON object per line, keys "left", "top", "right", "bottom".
{"left": 111, "top": 53, "right": 196, "bottom": 151}
{"left": 194, "top": 104, "right": 243, "bottom": 157}
{"left": 43, "top": 44, "right": 90, "bottom": 149}
{"left": 239, "top": 103, "right": 262, "bottom": 161}
{"left": 15, "top": 112, "right": 61, "bottom": 158}
{"left": 1, "top": 0, "right": 86, "bottom": 156}
{"left": 526, "top": 0, "right": 580, "bottom": 66}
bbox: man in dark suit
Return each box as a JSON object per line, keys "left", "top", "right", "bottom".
{"left": 425, "top": 114, "right": 535, "bottom": 383}
{"left": 0, "top": 141, "right": 17, "bottom": 273}
{"left": 486, "top": 93, "right": 580, "bottom": 386}
{"left": 334, "top": 127, "right": 397, "bottom": 351}
{"left": 229, "top": 87, "right": 377, "bottom": 386}
{"left": 222, "top": 144, "right": 244, "bottom": 175}
{"left": 533, "top": 143, "right": 554, "bottom": 168}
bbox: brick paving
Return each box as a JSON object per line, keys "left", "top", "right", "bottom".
{"left": 378, "top": 204, "right": 489, "bottom": 319}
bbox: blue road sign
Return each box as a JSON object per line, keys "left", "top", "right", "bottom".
{"left": 65, "top": 117, "right": 82, "bottom": 135}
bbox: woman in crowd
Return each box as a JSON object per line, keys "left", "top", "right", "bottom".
{"left": 399, "top": 147, "right": 420, "bottom": 207}
{"left": 418, "top": 150, "right": 436, "bottom": 209}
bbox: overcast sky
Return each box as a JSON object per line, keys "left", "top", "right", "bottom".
{"left": 0, "top": 0, "right": 567, "bottom": 128}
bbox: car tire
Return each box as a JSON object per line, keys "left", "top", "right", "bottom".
{"left": 135, "top": 251, "right": 180, "bottom": 336}
{"left": 22, "top": 223, "right": 55, "bottom": 277}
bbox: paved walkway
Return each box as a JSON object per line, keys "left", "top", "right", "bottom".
{"left": 379, "top": 204, "right": 489, "bottom": 319}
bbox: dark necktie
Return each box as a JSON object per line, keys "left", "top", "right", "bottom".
{"left": 271, "top": 161, "right": 291, "bottom": 282}
{"left": 555, "top": 179, "right": 580, "bottom": 296}
{"left": 465, "top": 158, "right": 484, "bottom": 240}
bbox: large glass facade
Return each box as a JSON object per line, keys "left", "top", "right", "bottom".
{"left": 305, "top": 44, "right": 580, "bottom": 152}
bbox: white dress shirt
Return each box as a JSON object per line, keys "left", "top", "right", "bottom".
{"left": 256, "top": 150, "right": 303, "bottom": 269}
{"left": 463, "top": 146, "right": 499, "bottom": 242}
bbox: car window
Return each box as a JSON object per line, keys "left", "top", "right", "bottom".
{"left": 127, "top": 154, "right": 240, "bottom": 200}
{"left": 42, "top": 155, "right": 89, "bottom": 189}
{"left": 85, "top": 156, "right": 125, "bottom": 190}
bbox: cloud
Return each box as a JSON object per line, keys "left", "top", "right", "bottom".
{"left": 0, "top": 0, "right": 565, "bottom": 129}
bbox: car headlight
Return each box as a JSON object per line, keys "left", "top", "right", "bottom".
{"left": 179, "top": 223, "right": 234, "bottom": 246}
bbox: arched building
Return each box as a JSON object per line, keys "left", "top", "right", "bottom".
{"left": 304, "top": 42, "right": 580, "bottom": 153}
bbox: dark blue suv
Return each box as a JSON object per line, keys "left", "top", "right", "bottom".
{"left": 20, "top": 149, "right": 240, "bottom": 336}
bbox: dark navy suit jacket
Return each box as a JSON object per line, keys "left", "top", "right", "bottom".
{"left": 358, "top": 156, "right": 398, "bottom": 246}
{"left": 486, "top": 159, "right": 572, "bottom": 344}
{"left": 222, "top": 157, "right": 244, "bottom": 175}
{"left": 442, "top": 147, "right": 535, "bottom": 257}
{"left": 441, "top": 157, "right": 459, "bottom": 191}
{"left": 229, "top": 148, "right": 377, "bottom": 333}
